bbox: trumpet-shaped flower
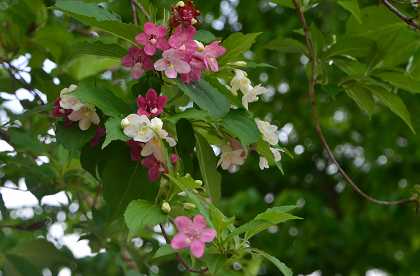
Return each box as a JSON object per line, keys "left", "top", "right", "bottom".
{"left": 154, "top": 49, "right": 191, "bottom": 78}
{"left": 255, "top": 119, "right": 279, "bottom": 146}
{"left": 135, "top": 22, "right": 169, "bottom": 56}
{"left": 121, "top": 47, "right": 154, "bottom": 79}
{"left": 170, "top": 0, "right": 200, "bottom": 28}
{"left": 168, "top": 25, "right": 197, "bottom": 56}
{"left": 121, "top": 114, "right": 155, "bottom": 143}
{"left": 59, "top": 84, "right": 84, "bottom": 111}
{"left": 199, "top": 41, "right": 226, "bottom": 72}
{"left": 242, "top": 85, "right": 268, "bottom": 110}
{"left": 217, "top": 140, "right": 247, "bottom": 171}
{"left": 137, "top": 88, "right": 167, "bottom": 117}
{"left": 171, "top": 215, "right": 216, "bottom": 258}
{"left": 68, "top": 105, "right": 100, "bottom": 131}
{"left": 230, "top": 69, "right": 252, "bottom": 96}
{"left": 259, "top": 147, "right": 283, "bottom": 170}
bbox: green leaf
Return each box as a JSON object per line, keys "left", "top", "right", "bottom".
{"left": 338, "top": 0, "right": 362, "bottom": 24}
{"left": 72, "top": 82, "right": 130, "bottom": 117}
{"left": 366, "top": 85, "right": 415, "bottom": 133}
{"left": 323, "top": 36, "right": 374, "bottom": 58}
{"left": 195, "top": 133, "right": 222, "bottom": 203}
{"left": 71, "top": 41, "right": 127, "bottom": 58}
{"left": 103, "top": 117, "right": 129, "bottom": 149}
{"left": 222, "top": 110, "right": 260, "bottom": 146}
{"left": 8, "top": 128, "right": 45, "bottom": 154}
{"left": 124, "top": 199, "right": 167, "bottom": 236}
{"left": 265, "top": 37, "right": 306, "bottom": 54}
{"left": 195, "top": 30, "right": 217, "bottom": 44}
{"left": 55, "top": 0, "right": 120, "bottom": 21}
{"left": 101, "top": 143, "right": 158, "bottom": 219}
{"left": 343, "top": 84, "right": 375, "bottom": 116}
{"left": 55, "top": 123, "right": 96, "bottom": 151}
{"left": 176, "top": 79, "right": 230, "bottom": 118}
{"left": 153, "top": 245, "right": 176, "bottom": 259}
{"left": 219, "top": 32, "right": 261, "bottom": 65}
{"left": 251, "top": 248, "right": 292, "bottom": 276}
{"left": 374, "top": 71, "right": 420, "bottom": 94}
{"left": 63, "top": 55, "right": 119, "bottom": 80}
{"left": 165, "top": 109, "right": 210, "bottom": 124}
{"left": 228, "top": 206, "right": 301, "bottom": 239}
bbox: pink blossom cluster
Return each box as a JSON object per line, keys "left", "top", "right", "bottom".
{"left": 122, "top": 22, "right": 226, "bottom": 83}
{"left": 126, "top": 89, "right": 177, "bottom": 181}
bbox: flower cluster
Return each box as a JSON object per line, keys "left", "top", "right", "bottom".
{"left": 121, "top": 19, "right": 225, "bottom": 83}
{"left": 170, "top": 0, "right": 200, "bottom": 28}
{"left": 121, "top": 89, "right": 177, "bottom": 181}
{"left": 53, "top": 84, "right": 100, "bottom": 131}
{"left": 229, "top": 69, "right": 269, "bottom": 110}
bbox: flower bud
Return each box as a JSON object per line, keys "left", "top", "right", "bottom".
{"left": 228, "top": 61, "right": 247, "bottom": 67}
{"left": 161, "top": 201, "right": 171, "bottom": 213}
{"left": 183, "top": 202, "right": 196, "bottom": 210}
{"left": 191, "top": 18, "right": 198, "bottom": 25}
{"left": 121, "top": 117, "right": 130, "bottom": 128}
{"left": 194, "top": 180, "right": 203, "bottom": 186}
{"left": 176, "top": 1, "right": 185, "bottom": 7}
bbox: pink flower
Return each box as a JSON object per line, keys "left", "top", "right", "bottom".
{"left": 180, "top": 56, "right": 204, "bottom": 83}
{"left": 137, "top": 89, "right": 168, "bottom": 117}
{"left": 168, "top": 26, "right": 197, "bottom": 56}
{"left": 121, "top": 47, "right": 153, "bottom": 79}
{"left": 135, "top": 22, "right": 169, "bottom": 56}
{"left": 170, "top": 153, "right": 179, "bottom": 164}
{"left": 154, "top": 49, "right": 191, "bottom": 78}
{"left": 199, "top": 41, "right": 226, "bottom": 72}
{"left": 52, "top": 98, "right": 73, "bottom": 127}
{"left": 141, "top": 155, "right": 164, "bottom": 182}
{"left": 170, "top": 215, "right": 216, "bottom": 258}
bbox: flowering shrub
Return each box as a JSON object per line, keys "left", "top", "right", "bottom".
{"left": 50, "top": 1, "right": 298, "bottom": 273}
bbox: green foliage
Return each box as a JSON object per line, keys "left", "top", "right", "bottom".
{"left": 124, "top": 199, "right": 167, "bottom": 236}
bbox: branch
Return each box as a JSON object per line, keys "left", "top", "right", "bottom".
{"left": 130, "top": 0, "right": 139, "bottom": 25}
{"left": 291, "top": 0, "right": 419, "bottom": 207}
{"left": 382, "top": 0, "right": 420, "bottom": 30}
{"left": 132, "top": 0, "right": 152, "bottom": 22}
{"left": 159, "top": 224, "right": 208, "bottom": 274}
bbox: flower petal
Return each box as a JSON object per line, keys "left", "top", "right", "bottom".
{"left": 165, "top": 67, "right": 178, "bottom": 79}
{"left": 190, "top": 240, "right": 205, "bottom": 258}
{"left": 173, "top": 60, "right": 191, "bottom": 74}
{"left": 170, "top": 233, "right": 190, "bottom": 250}
{"left": 192, "top": 215, "right": 207, "bottom": 230}
{"left": 200, "top": 228, "right": 216, "bottom": 243}
{"left": 174, "top": 216, "right": 193, "bottom": 232}
{"left": 154, "top": 59, "right": 167, "bottom": 71}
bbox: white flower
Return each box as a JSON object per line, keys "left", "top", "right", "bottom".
{"left": 68, "top": 105, "right": 100, "bottom": 131}
{"left": 121, "top": 114, "right": 155, "bottom": 143}
{"left": 217, "top": 143, "right": 247, "bottom": 171}
{"left": 230, "top": 69, "right": 252, "bottom": 96}
{"left": 259, "top": 157, "right": 269, "bottom": 170}
{"left": 271, "top": 147, "right": 283, "bottom": 162}
{"left": 259, "top": 147, "right": 283, "bottom": 170}
{"left": 255, "top": 119, "right": 279, "bottom": 146}
{"left": 59, "top": 84, "right": 84, "bottom": 111}
{"left": 121, "top": 115, "right": 177, "bottom": 147}
{"left": 242, "top": 84, "right": 268, "bottom": 110}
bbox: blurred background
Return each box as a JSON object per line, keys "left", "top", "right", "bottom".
{"left": 1, "top": 0, "right": 420, "bottom": 275}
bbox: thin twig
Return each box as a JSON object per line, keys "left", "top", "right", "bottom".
{"left": 159, "top": 224, "right": 208, "bottom": 274}
{"left": 382, "top": 0, "right": 420, "bottom": 30}
{"left": 130, "top": 0, "right": 139, "bottom": 25}
{"left": 133, "top": 0, "right": 152, "bottom": 22}
{"left": 291, "top": 0, "right": 418, "bottom": 206}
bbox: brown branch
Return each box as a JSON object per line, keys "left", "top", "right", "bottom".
{"left": 291, "top": 0, "right": 419, "bottom": 206}
{"left": 132, "top": 0, "right": 152, "bottom": 22}
{"left": 159, "top": 224, "right": 208, "bottom": 274}
{"left": 130, "top": 0, "right": 139, "bottom": 25}
{"left": 381, "top": 0, "right": 420, "bottom": 30}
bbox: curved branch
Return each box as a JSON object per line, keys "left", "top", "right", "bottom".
{"left": 159, "top": 224, "right": 208, "bottom": 274}
{"left": 382, "top": 0, "right": 420, "bottom": 30}
{"left": 291, "top": 0, "right": 418, "bottom": 206}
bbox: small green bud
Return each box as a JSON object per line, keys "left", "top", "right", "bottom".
{"left": 161, "top": 202, "right": 171, "bottom": 214}
{"left": 183, "top": 202, "right": 196, "bottom": 210}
